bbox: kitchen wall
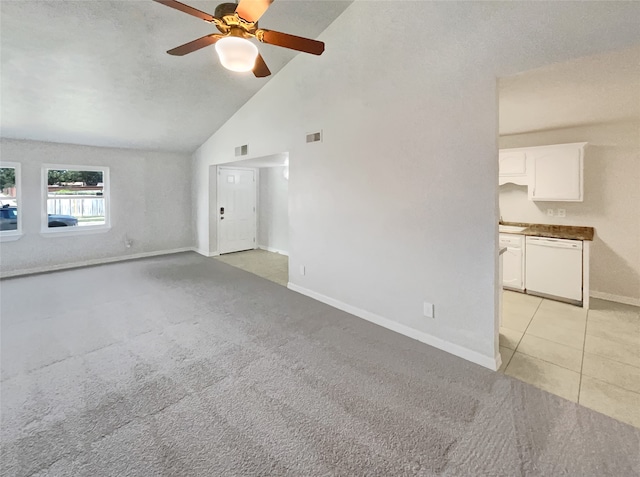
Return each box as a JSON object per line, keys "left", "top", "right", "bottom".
{"left": 499, "top": 121, "right": 640, "bottom": 305}
{"left": 258, "top": 166, "right": 289, "bottom": 255}
{"left": 0, "top": 139, "right": 193, "bottom": 275}
{"left": 192, "top": 2, "right": 640, "bottom": 369}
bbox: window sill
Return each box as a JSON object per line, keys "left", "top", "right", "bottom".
{"left": 40, "top": 225, "right": 111, "bottom": 238}
{"left": 0, "top": 232, "right": 23, "bottom": 242}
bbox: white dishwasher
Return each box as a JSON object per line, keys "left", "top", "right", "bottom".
{"left": 525, "top": 236, "right": 583, "bottom": 303}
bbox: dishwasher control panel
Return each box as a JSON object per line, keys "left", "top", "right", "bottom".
{"left": 526, "top": 236, "right": 582, "bottom": 250}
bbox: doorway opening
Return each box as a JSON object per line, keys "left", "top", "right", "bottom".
{"left": 215, "top": 153, "right": 290, "bottom": 287}
{"left": 496, "top": 47, "right": 640, "bottom": 428}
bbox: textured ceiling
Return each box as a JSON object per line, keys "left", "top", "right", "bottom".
{"left": 500, "top": 46, "right": 640, "bottom": 135}
{"left": 0, "top": 0, "right": 352, "bottom": 153}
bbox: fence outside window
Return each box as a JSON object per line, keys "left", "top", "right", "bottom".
{"left": 44, "top": 166, "right": 110, "bottom": 231}
{"left": 47, "top": 196, "right": 106, "bottom": 225}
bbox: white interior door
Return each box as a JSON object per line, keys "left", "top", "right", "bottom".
{"left": 218, "top": 168, "right": 256, "bottom": 254}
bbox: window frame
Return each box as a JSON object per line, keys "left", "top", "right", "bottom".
{"left": 41, "top": 164, "right": 111, "bottom": 236}
{"left": 0, "top": 162, "right": 22, "bottom": 242}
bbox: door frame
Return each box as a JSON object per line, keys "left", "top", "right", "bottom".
{"left": 216, "top": 166, "right": 258, "bottom": 255}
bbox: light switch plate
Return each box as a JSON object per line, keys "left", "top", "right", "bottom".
{"left": 547, "top": 209, "right": 555, "bottom": 216}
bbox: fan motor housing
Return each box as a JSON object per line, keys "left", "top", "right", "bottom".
{"left": 214, "top": 2, "right": 258, "bottom": 33}
{"left": 214, "top": 3, "right": 237, "bottom": 17}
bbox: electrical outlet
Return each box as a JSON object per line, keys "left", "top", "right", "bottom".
{"left": 299, "top": 265, "right": 306, "bottom": 276}
{"left": 547, "top": 209, "right": 555, "bottom": 217}
{"left": 423, "top": 302, "right": 434, "bottom": 318}
{"left": 557, "top": 209, "right": 566, "bottom": 218}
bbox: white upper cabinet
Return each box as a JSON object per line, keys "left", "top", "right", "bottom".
{"left": 499, "top": 142, "right": 586, "bottom": 202}
{"left": 528, "top": 143, "right": 585, "bottom": 202}
{"left": 498, "top": 150, "right": 528, "bottom": 185}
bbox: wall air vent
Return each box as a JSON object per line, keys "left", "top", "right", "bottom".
{"left": 235, "top": 144, "right": 248, "bottom": 156}
{"left": 306, "top": 131, "right": 322, "bottom": 143}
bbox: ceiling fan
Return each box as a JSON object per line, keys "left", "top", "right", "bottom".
{"left": 153, "top": 0, "right": 325, "bottom": 77}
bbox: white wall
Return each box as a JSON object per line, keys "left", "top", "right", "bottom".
{"left": 192, "top": 152, "right": 211, "bottom": 255}
{"left": 258, "top": 166, "right": 289, "bottom": 255}
{"left": 0, "top": 139, "right": 193, "bottom": 275}
{"left": 192, "top": 2, "right": 640, "bottom": 368}
{"left": 499, "top": 121, "right": 640, "bottom": 304}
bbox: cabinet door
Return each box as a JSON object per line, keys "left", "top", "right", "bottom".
{"left": 499, "top": 151, "right": 527, "bottom": 175}
{"left": 502, "top": 248, "right": 524, "bottom": 290}
{"left": 499, "top": 151, "right": 528, "bottom": 185}
{"left": 529, "top": 145, "right": 583, "bottom": 201}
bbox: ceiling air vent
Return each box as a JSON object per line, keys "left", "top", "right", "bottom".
{"left": 235, "top": 144, "right": 248, "bottom": 157}
{"left": 306, "top": 131, "right": 322, "bottom": 143}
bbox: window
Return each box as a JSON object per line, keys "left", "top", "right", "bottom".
{"left": 0, "top": 163, "right": 21, "bottom": 240}
{"left": 43, "top": 165, "right": 110, "bottom": 233}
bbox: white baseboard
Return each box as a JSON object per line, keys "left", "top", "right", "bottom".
{"left": 590, "top": 290, "right": 640, "bottom": 307}
{"left": 494, "top": 353, "right": 502, "bottom": 372}
{"left": 257, "top": 245, "right": 289, "bottom": 256}
{"left": 193, "top": 248, "right": 220, "bottom": 258}
{"left": 0, "top": 247, "right": 194, "bottom": 279}
{"left": 287, "top": 282, "right": 499, "bottom": 371}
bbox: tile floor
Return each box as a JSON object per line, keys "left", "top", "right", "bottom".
{"left": 215, "top": 249, "right": 288, "bottom": 287}
{"left": 500, "top": 290, "right": 640, "bottom": 428}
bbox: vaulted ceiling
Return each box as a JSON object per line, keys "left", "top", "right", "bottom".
{"left": 500, "top": 46, "right": 640, "bottom": 135}
{"left": 3, "top": 2, "right": 638, "bottom": 153}
{"left": 0, "top": 0, "right": 352, "bottom": 153}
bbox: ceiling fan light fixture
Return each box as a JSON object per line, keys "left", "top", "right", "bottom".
{"left": 154, "top": 0, "right": 325, "bottom": 78}
{"left": 215, "top": 36, "right": 258, "bottom": 72}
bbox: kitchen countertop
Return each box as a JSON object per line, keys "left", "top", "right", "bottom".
{"left": 500, "top": 221, "right": 594, "bottom": 241}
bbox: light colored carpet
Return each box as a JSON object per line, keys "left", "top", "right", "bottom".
{"left": 1, "top": 252, "right": 639, "bottom": 476}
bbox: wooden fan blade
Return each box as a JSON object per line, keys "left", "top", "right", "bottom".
{"left": 235, "top": 0, "right": 273, "bottom": 23}
{"left": 253, "top": 54, "right": 271, "bottom": 77}
{"left": 167, "top": 34, "right": 222, "bottom": 56}
{"left": 153, "top": 0, "right": 216, "bottom": 22}
{"left": 260, "top": 30, "right": 324, "bottom": 55}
